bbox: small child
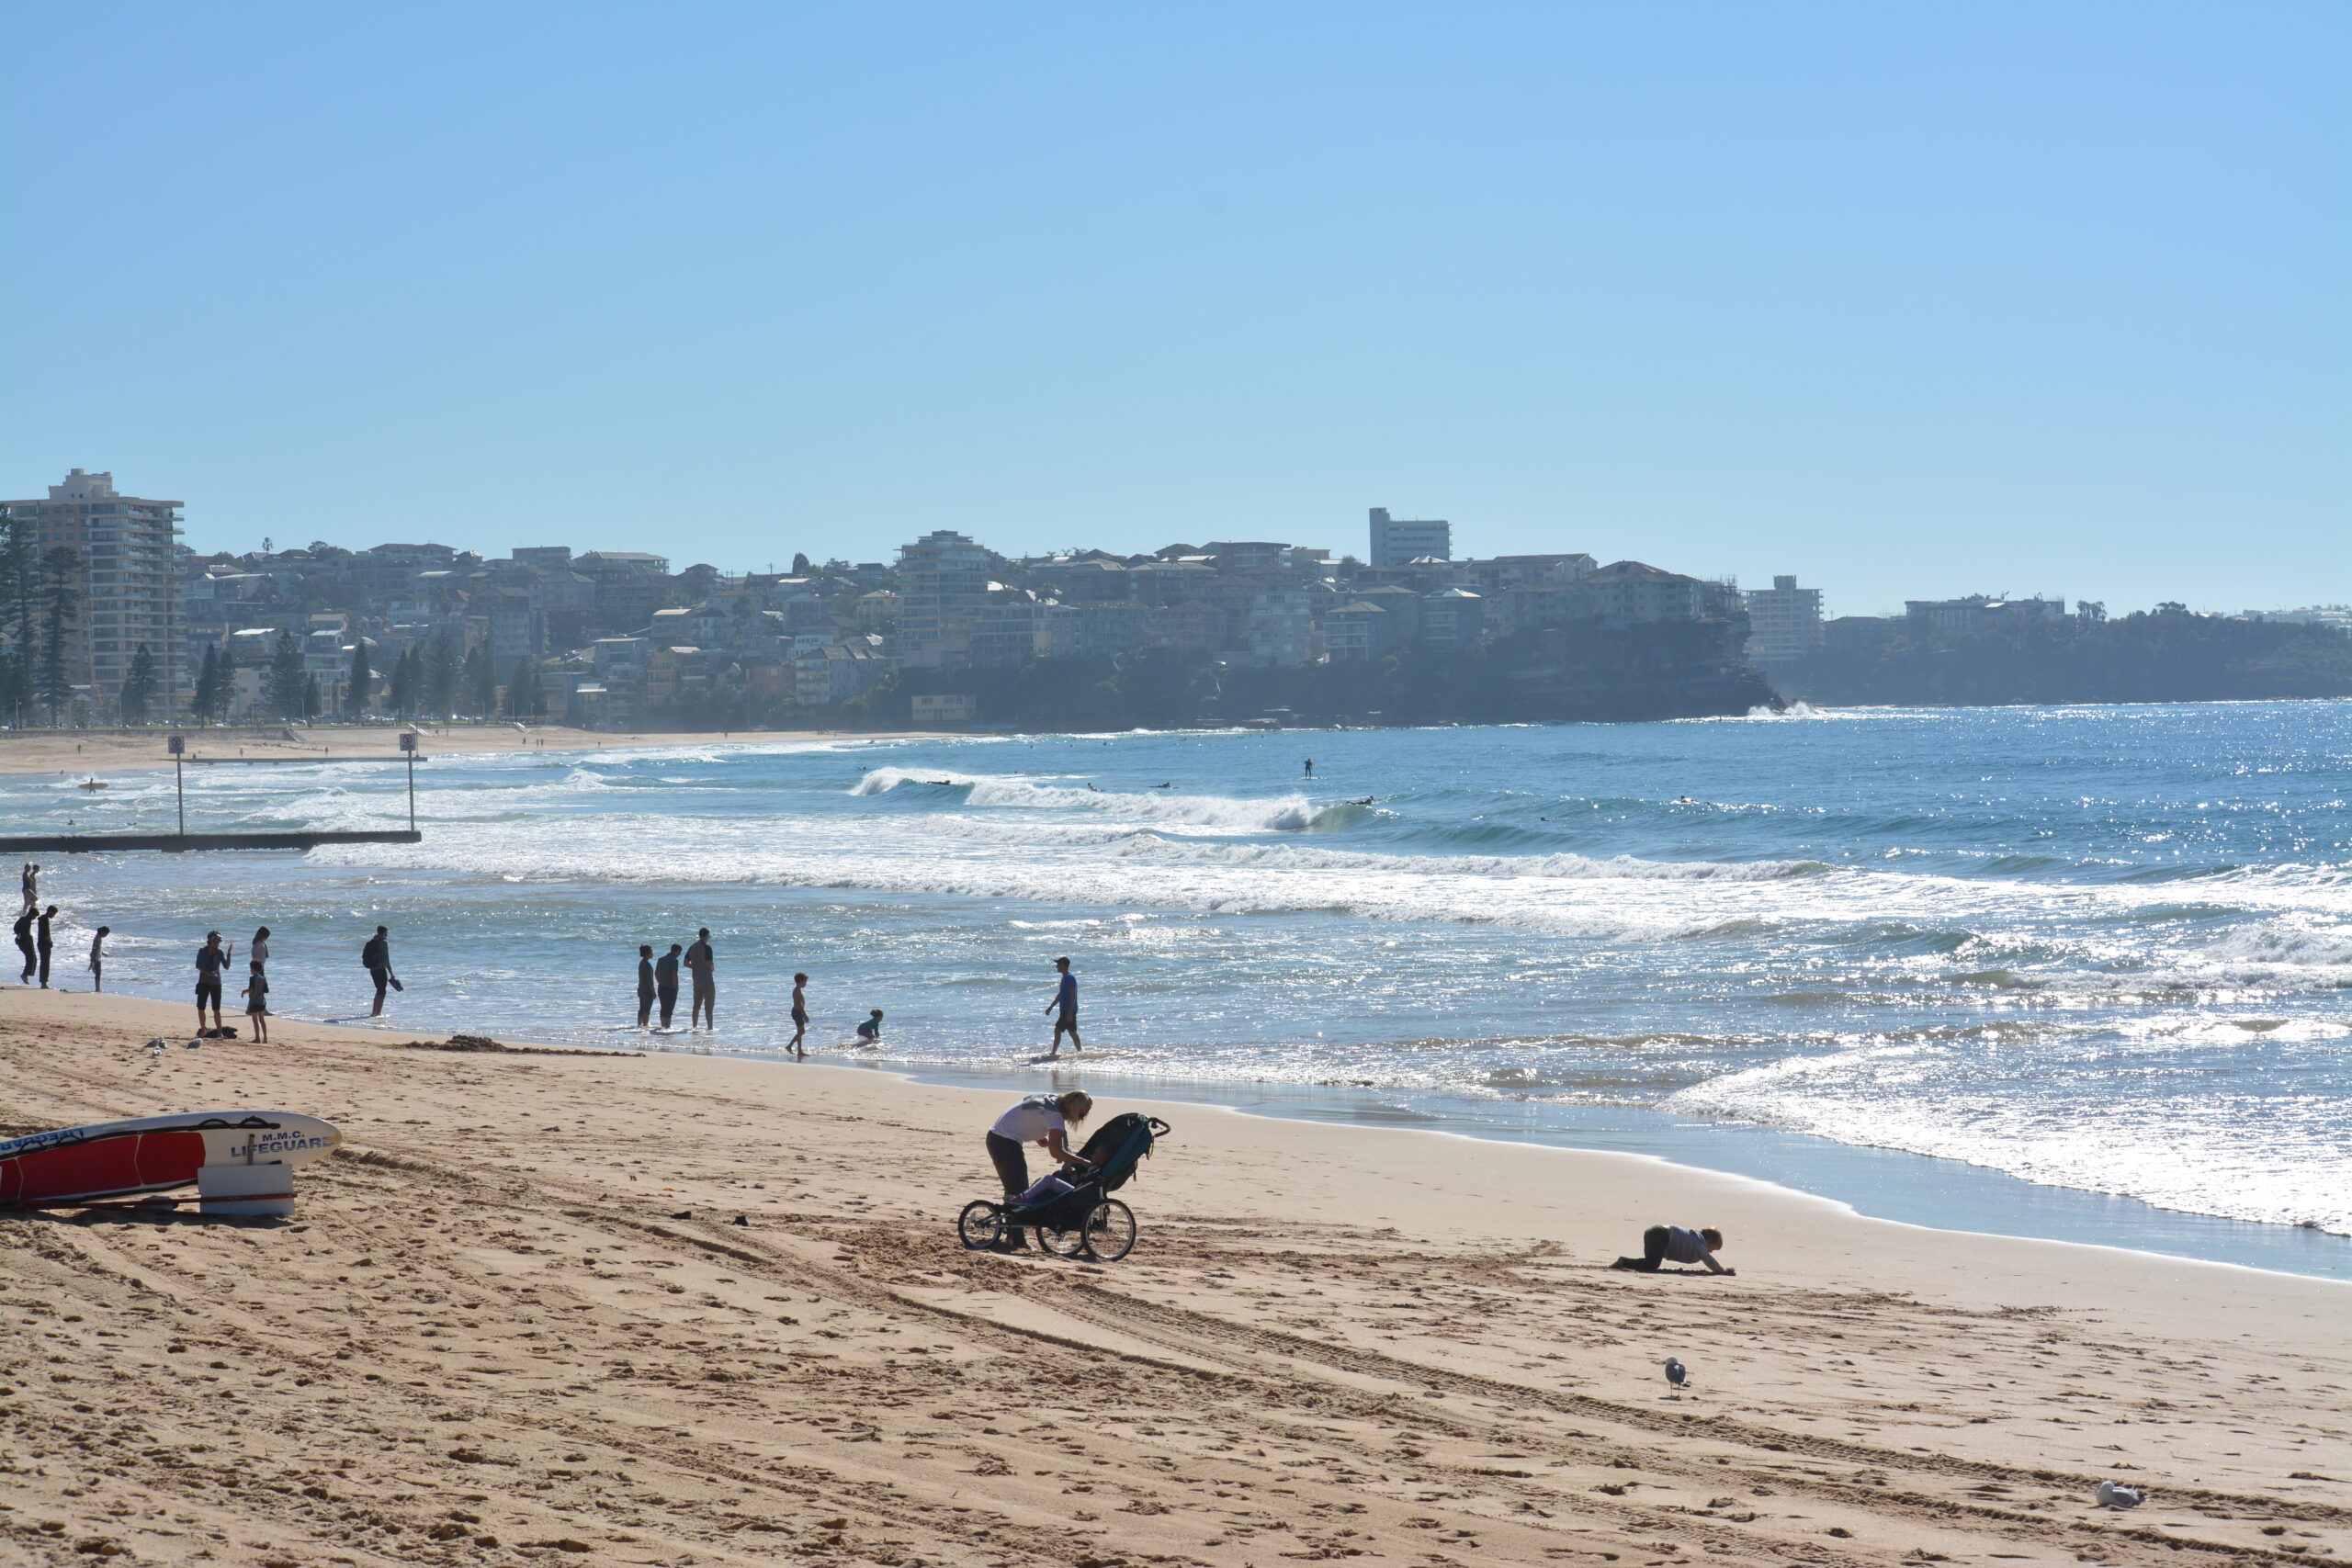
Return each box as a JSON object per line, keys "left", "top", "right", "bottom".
{"left": 242, "top": 960, "right": 271, "bottom": 1043}
{"left": 789, "top": 972, "right": 810, "bottom": 1058}
{"left": 88, "top": 926, "right": 109, "bottom": 993}
{"left": 854, "top": 1008, "right": 884, "bottom": 1044}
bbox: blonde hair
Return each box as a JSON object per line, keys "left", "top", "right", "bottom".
{"left": 1057, "top": 1091, "right": 1094, "bottom": 1122}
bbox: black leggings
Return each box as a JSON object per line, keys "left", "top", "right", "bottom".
{"left": 1615, "top": 1225, "right": 1673, "bottom": 1272}
{"left": 985, "top": 1132, "right": 1029, "bottom": 1199}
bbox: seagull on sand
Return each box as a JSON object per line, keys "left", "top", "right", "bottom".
{"left": 2095, "top": 1482, "right": 2146, "bottom": 1510}
{"left": 1664, "top": 1358, "right": 1691, "bottom": 1398}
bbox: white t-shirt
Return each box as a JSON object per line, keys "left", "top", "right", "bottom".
{"left": 990, "top": 1097, "right": 1066, "bottom": 1144}
{"left": 250, "top": 939, "right": 270, "bottom": 966}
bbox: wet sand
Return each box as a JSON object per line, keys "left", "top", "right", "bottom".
{"left": 5, "top": 987, "right": 2346, "bottom": 1566}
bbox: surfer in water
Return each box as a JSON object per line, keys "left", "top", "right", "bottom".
{"left": 789, "top": 972, "right": 810, "bottom": 1057}
{"left": 1046, "top": 956, "right": 1082, "bottom": 1058}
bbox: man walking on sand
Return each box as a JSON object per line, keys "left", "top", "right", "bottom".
{"left": 362, "top": 924, "right": 399, "bottom": 1016}
{"left": 1046, "top": 955, "right": 1082, "bottom": 1058}
{"left": 195, "top": 931, "right": 228, "bottom": 1034}
{"left": 684, "top": 927, "right": 717, "bottom": 1029}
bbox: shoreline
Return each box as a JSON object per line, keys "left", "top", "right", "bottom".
{"left": 0, "top": 723, "right": 949, "bottom": 777}
{"left": 6, "top": 987, "right": 2346, "bottom": 1567}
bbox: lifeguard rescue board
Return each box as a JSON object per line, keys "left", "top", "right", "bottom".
{"left": 0, "top": 1111, "right": 341, "bottom": 1205}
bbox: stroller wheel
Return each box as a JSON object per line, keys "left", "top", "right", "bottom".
{"left": 956, "top": 1201, "right": 1006, "bottom": 1251}
{"left": 1080, "top": 1199, "right": 1136, "bottom": 1262}
{"left": 1036, "top": 1224, "right": 1089, "bottom": 1259}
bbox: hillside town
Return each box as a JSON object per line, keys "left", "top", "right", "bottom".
{"left": 3, "top": 468, "right": 2346, "bottom": 729}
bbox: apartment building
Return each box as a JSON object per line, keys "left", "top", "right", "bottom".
{"left": 1743, "top": 575, "right": 1825, "bottom": 664}
{"left": 1367, "top": 507, "right": 1451, "bottom": 568}
{"left": 895, "top": 530, "right": 997, "bottom": 669}
{"left": 5, "top": 468, "right": 185, "bottom": 717}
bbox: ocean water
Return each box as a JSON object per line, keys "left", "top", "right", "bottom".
{"left": 10, "top": 703, "right": 2349, "bottom": 1273}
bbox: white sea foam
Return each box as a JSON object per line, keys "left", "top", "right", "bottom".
{"left": 852, "top": 767, "right": 1327, "bottom": 832}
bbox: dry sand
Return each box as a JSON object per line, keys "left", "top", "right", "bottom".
{"left": 0, "top": 726, "right": 923, "bottom": 779}
{"left": 5, "top": 987, "right": 2346, "bottom": 1567}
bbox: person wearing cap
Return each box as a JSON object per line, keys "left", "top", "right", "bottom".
{"left": 195, "top": 931, "right": 229, "bottom": 1033}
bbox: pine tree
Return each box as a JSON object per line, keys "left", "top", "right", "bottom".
{"left": 388, "top": 646, "right": 418, "bottom": 716}
{"left": 503, "top": 657, "right": 537, "bottom": 717}
{"left": 791, "top": 551, "right": 811, "bottom": 576}
{"left": 345, "top": 638, "right": 373, "bottom": 716}
{"left": 0, "top": 507, "right": 35, "bottom": 726}
{"left": 302, "top": 672, "right": 323, "bottom": 719}
{"left": 191, "top": 645, "right": 220, "bottom": 723}
{"left": 267, "top": 629, "right": 306, "bottom": 720}
{"left": 37, "top": 546, "right": 83, "bottom": 726}
{"left": 119, "top": 644, "right": 157, "bottom": 725}
{"left": 426, "top": 633, "right": 461, "bottom": 717}
{"left": 462, "top": 641, "right": 495, "bottom": 716}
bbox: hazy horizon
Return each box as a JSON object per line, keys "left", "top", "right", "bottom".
{"left": 5, "top": 1, "right": 2344, "bottom": 618}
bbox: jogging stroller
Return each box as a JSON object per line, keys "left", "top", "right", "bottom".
{"left": 957, "top": 1112, "right": 1170, "bottom": 1262}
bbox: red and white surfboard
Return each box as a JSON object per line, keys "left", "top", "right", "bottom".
{"left": 0, "top": 1111, "right": 340, "bottom": 1205}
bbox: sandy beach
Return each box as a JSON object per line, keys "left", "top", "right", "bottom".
{"left": 0, "top": 726, "right": 925, "bottom": 778}
{"left": 5, "top": 987, "right": 2346, "bottom": 1567}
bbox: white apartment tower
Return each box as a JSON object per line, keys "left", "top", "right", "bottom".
{"left": 5, "top": 469, "right": 185, "bottom": 717}
{"left": 894, "top": 530, "right": 997, "bottom": 669}
{"left": 1367, "top": 507, "right": 1451, "bottom": 568}
{"left": 1743, "top": 574, "right": 1825, "bottom": 664}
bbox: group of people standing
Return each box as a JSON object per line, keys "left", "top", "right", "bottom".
{"left": 633, "top": 930, "right": 718, "bottom": 1032}
{"left": 13, "top": 863, "right": 107, "bottom": 995}
{"left": 190, "top": 925, "right": 276, "bottom": 1041}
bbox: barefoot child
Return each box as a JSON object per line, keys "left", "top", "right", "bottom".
{"left": 242, "top": 959, "right": 271, "bottom": 1043}
{"left": 789, "top": 972, "right": 810, "bottom": 1058}
{"left": 854, "top": 1008, "right": 883, "bottom": 1044}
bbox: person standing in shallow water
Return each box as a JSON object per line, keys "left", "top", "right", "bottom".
{"left": 1046, "top": 955, "right": 1082, "bottom": 1058}
{"left": 654, "top": 942, "right": 682, "bottom": 1030}
{"left": 87, "top": 926, "right": 108, "bottom": 992}
{"left": 34, "top": 905, "right": 59, "bottom": 988}
{"left": 789, "top": 972, "right": 810, "bottom": 1058}
{"left": 362, "top": 925, "right": 397, "bottom": 1017}
{"left": 635, "top": 944, "right": 657, "bottom": 1029}
{"left": 13, "top": 904, "right": 35, "bottom": 985}
{"left": 684, "top": 927, "right": 716, "bottom": 1030}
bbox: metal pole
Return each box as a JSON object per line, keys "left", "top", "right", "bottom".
{"left": 407, "top": 752, "right": 416, "bottom": 832}
{"left": 176, "top": 758, "right": 185, "bottom": 837}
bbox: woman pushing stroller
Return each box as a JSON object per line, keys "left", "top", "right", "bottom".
{"left": 983, "top": 1091, "right": 1094, "bottom": 1252}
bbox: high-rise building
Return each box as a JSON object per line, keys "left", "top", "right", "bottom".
{"left": 895, "top": 530, "right": 997, "bottom": 668}
{"left": 1743, "top": 574, "right": 1825, "bottom": 664}
{"left": 1368, "top": 507, "right": 1450, "bottom": 568}
{"left": 4, "top": 469, "right": 185, "bottom": 718}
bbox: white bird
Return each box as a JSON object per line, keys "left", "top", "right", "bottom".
{"left": 1664, "top": 1357, "right": 1691, "bottom": 1397}
{"left": 145, "top": 1037, "right": 168, "bottom": 1054}
{"left": 2095, "top": 1482, "right": 2146, "bottom": 1510}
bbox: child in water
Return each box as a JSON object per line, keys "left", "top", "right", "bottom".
{"left": 242, "top": 960, "right": 270, "bottom": 1043}
{"left": 854, "top": 1008, "right": 884, "bottom": 1044}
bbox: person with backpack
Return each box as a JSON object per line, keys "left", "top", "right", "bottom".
{"left": 362, "top": 925, "right": 400, "bottom": 1016}
{"left": 983, "top": 1091, "right": 1095, "bottom": 1252}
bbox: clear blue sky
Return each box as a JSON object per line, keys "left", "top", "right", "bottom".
{"left": 5, "top": 2, "right": 2344, "bottom": 615}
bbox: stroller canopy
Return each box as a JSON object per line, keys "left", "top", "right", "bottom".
{"left": 1073, "top": 1111, "right": 1166, "bottom": 1193}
